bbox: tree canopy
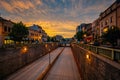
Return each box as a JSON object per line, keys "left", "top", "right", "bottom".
{"left": 102, "top": 26, "right": 120, "bottom": 46}
{"left": 9, "top": 22, "right": 29, "bottom": 42}
{"left": 75, "top": 31, "right": 85, "bottom": 41}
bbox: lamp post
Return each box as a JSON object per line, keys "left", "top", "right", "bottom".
{"left": 49, "top": 49, "right": 51, "bottom": 65}
{"left": 45, "top": 44, "right": 51, "bottom": 65}
{"left": 21, "top": 46, "right": 28, "bottom": 64}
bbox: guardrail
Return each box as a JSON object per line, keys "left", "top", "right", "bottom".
{"left": 77, "top": 43, "right": 120, "bottom": 62}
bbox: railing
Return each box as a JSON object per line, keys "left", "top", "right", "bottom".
{"left": 77, "top": 43, "right": 120, "bottom": 62}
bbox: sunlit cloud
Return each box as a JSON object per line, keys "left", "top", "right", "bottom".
{"left": 0, "top": 0, "right": 115, "bottom": 38}
{"left": 25, "top": 20, "right": 78, "bottom": 37}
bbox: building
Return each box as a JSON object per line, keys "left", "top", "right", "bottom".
{"left": 117, "top": 0, "right": 120, "bottom": 28}
{"left": 76, "top": 23, "right": 93, "bottom": 42}
{"left": 76, "top": 23, "right": 87, "bottom": 33}
{"left": 0, "top": 17, "right": 14, "bottom": 46}
{"left": 28, "top": 24, "right": 42, "bottom": 43}
{"left": 28, "top": 24, "right": 48, "bottom": 43}
{"left": 85, "top": 23, "right": 92, "bottom": 36}
{"left": 54, "top": 35, "right": 63, "bottom": 42}
{"left": 84, "top": 23, "right": 93, "bottom": 43}
{"left": 92, "top": 18, "right": 100, "bottom": 40}
{"left": 99, "top": 0, "right": 120, "bottom": 36}
{"left": 41, "top": 30, "right": 48, "bottom": 42}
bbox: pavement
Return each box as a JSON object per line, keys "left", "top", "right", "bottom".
{"left": 44, "top": 47, "right": 81, "bottom": 80}
{"left": 5, "top": 47, "right": 64, "bottom": 80}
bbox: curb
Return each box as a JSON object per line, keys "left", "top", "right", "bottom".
{"left": 37, "top": 47, "right": 64, "bottom": 80}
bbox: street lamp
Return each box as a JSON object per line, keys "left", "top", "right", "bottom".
{"left": 86, "top": 54, "right": 90, "bottom": 59}
{"left": 22, "top": 46, "right": 28, "bottom": 54}
{"left": 45, "top": 44, "right": 51, "bottom": 65}
{"left": 49, "top": 49, "right": 51, "bottom": 65}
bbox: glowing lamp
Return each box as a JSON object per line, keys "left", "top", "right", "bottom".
{"left": 45, "top": 44, "right": 48, "bottom": 48}
{"left": 86, "top": 54, "right": 90, "bottom": 59}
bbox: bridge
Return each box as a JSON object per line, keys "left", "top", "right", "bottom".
{"left": 0, "top": 43, "right": 120, "bottom": 80}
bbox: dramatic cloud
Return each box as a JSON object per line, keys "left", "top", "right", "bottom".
{"left": 0, "top": 0, "right": 115, "bottom": 38}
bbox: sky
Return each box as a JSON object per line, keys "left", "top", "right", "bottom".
{"left": 0, "top": 0, "right": 115, "bottom": 38}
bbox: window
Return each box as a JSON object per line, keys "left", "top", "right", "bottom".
{"left": 8, "top": 27, "right": 11, "bottom": 32}
{"left": 101, "top": 22, "right": 103, "bottom": 27}
{"left": 4, "top": 26, "right": 7, "bottom": 32}
{"left": 110, "top": 16, "right": 113, "bottom": 23}
{"left": 105, "top": 20, "right": 108, "bottom": 25}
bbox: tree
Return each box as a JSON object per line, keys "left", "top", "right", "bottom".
{"left": 102, "top": 26, "right": 120, "bottom": 46}
{"left": 9, "top": 22, "right": 29, "bottom": 43}
{"left": 47, "top": 36, "right": 51, "bottom": 42}
{"left": 76, "top": 31, "right": 84, "bottom": 41}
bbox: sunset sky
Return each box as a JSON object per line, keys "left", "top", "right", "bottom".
{"left": 0, "top": 0, "right": 115, "bottom": 38}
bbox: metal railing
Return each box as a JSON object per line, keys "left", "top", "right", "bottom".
{"left": 77, "top": 43, "right": 120, "bottom": 62}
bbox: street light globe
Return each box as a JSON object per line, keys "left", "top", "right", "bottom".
{"left": 86, "top": 54, "right": 90, "bottom": 59}
{"left": 45, "top": 44, "right": 48, "bottom": 48}
{"left": 22, "top": 46, "right": 28, "bottom": 54}
{"left": 84, "top": 34, "right": 87, "bottom": 37}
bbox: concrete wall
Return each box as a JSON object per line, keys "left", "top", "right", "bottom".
{"left": 0, "top": 43, "right": 59, "bottom": 80}
{"left": 71, "top": 44, "right": 120, "bottom": 80}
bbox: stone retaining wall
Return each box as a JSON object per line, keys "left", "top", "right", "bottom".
{"left": 0, "top": 43, "right": 58, "bottom": 80}
{"left": 71, "top": 44, "right": 120, "bottom": 80}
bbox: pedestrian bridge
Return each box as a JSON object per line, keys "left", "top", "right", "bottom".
{"left": 2, "top": 43, "right": 120, "bottom": 80}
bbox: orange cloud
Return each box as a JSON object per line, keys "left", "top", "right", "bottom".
{"left": 25, "top": 20, "right": 78, "bottom": 38}
{"left": 0, "top": 1, "right": 13, "bottom": 13}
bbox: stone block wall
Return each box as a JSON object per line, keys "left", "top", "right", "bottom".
{"left": 71, "top": 44, "right": 120, "bottom": 80}
{"left": 0, "top": 43, "right": 59, "bottom": 79}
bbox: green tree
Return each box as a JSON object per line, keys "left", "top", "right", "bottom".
{"left": 47, "top": 36, "right": 51, "bottom": 42}
{"left": 9, "top": 22, "right": 29, "bottom": 43}
{"left": 76, "top": 31, "right": 84, "bottom": 41}
{"left": 102, "top": 26, "right": 120, "bottom": 46}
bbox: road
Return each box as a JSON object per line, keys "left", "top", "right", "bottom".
{"left": 44, "top": 47, "right": 81, "bottom": 80}
{"left": 5, "top": 47, "right": 64, "bottom": 80}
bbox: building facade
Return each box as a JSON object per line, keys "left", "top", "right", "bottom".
{"left": 28, "top": 24, "right": 42, "bottom": 43}
{"left": 76, "top": 23, "right": 87, "bottom": 33}
{"left": 76, "top": 23, "right": 93, "bottom": 42}
{"left": 99, "top": 0, "right": 120, "bottom": 36}
{"left": 0, "top": 17, "right": 14, "bottom": 46}
{"left": 41, "top": 30, "right": 48, "bottom": 42}
{"left": 92, "top": 18, "right": 100, "bottom": 40}
{"left": 117, "top": 0, "right": 120, "bottom": 28}
{"left": 84, "top": 23, "right": 93, "bottom": 43}
{"left": 28, "top": 24, "right": 48, "bottom": 43}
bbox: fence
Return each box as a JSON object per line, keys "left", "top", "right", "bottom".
{"left": 77, "top": 43, "right": 120, "bottom": 62}
{"left": 71, "top": 43, "right": 120, "bottom": 80}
